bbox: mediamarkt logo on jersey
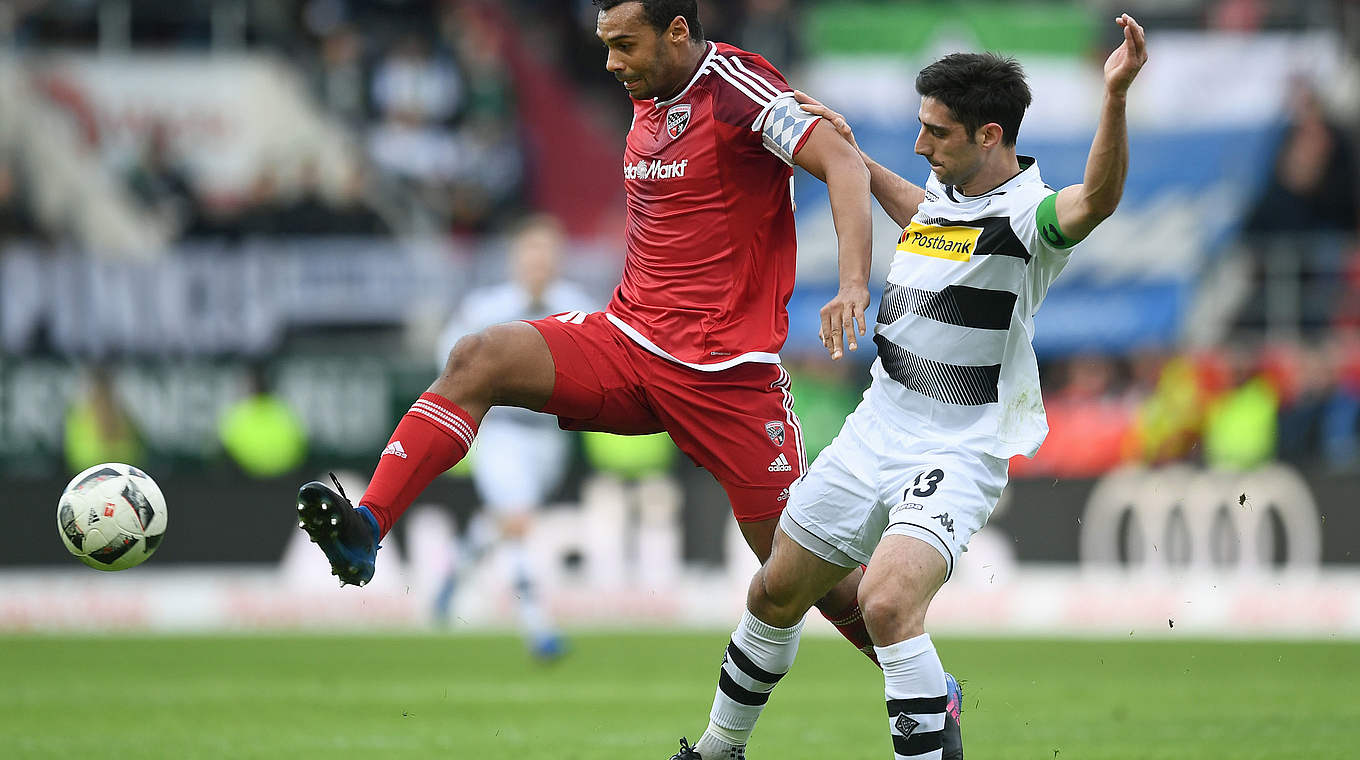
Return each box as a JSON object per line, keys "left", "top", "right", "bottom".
{"left": 624, "top": 158, "right": 690, "bottom": 180}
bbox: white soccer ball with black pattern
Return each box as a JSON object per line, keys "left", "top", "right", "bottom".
{"left": 56, "top": 463, "right": 168, "bottom": 571}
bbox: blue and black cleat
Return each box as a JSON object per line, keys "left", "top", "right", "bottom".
{"left": 943, "top": 671, "right": 964, "bottom": 760}
{"left": 296, "top": 474, "right": 380, "bottom": 587}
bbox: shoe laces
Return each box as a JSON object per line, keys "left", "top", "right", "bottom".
{"left": 673, "top": 737, "right": 743, "bottom": 760}
{"left": 327, "top": 472, "right": 378, "bottom": 552}
{"left": 329, "top": 472, "right": 351, "bottom": 504}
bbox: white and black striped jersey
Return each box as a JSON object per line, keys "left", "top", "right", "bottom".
{"left": 866, "top": 157, "right": 1073, "bottom": 459}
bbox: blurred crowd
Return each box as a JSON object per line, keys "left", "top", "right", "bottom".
{"left": 4, "top": 0, "right": 1360, "bottom": 480}
{"left": 0, "top": 0, "right": 807, "bottom": 246}
{"left": 1018, "top": 337, "right": 1360, "bottom": 478}
{"left": 1026, "top": 38, "right": 1360, "bottom": 478}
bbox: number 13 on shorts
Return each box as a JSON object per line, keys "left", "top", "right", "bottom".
{"left": 906, "top": 468, "right": 946, "bottom": 499}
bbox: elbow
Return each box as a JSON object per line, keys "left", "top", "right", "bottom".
{"left": 1092, "top": 203, "right": 1119, "bottom": 225}
{"left": 1100, "top": 189, "right": 1124, "bottom": 218}
{"left": 824, "top": 157, "right": 869, "bottom": 197}
{"left": 1086, "top": 191, "right": 1122, "bottom": 223}
{"left": 833, "top": 138, "right": 869, "bottom": 184}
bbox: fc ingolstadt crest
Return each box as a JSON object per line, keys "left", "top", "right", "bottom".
{"left": 765, "top": 420, "right": 785, "bottom": 447}
{"left": 666, "top": 104, "right": 691, "bottom": 139}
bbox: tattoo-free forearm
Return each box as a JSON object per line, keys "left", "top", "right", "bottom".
{"left": 1080, "top": 91, "right": 1130, "bottom": 219}
{"left": 826, "top": 159, "right": 874, "bottom": 288}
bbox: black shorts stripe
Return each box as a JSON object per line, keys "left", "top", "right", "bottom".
{"left": 886, "top": 695, "right": 948, "bottom": 715}
{"left": 877, "top": 282, "right": 1017, "bottom": 331}
{"left": 718, "top": 670, "right": 770, "bottom": 706}
{"left": 910, "top": 215, "right": 1031, "bottom": 262}
{"left": 892, "top": 728, "right": 944, "bottom": 756}
{"left": 726, "top": 642, "right": 784, "bottom": 685}
{"left": 874, "top": 335, "right": 1000, "bottom": 406}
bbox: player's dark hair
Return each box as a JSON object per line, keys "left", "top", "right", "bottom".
{"left": 593, "top": 0, "right": 704, "bottom": 41}
{"left": 915, "top": 53, "right": 1031, "bottom": 147}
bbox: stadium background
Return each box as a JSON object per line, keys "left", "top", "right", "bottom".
{"left": 2, "top": 0, "right": 1359, "bottom": 637}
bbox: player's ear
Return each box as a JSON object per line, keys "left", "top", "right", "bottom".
{"left": 978, "top": 122, "right": 1005, "bottom": 150}
{"left": 668, "top": 16, "right": 689, "bottom": 43}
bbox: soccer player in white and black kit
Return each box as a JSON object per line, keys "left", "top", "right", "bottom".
{"left": 668, "top": 14, "right": 1148, "bottom": 760}
{"left": 430, "top": 216, "right": 595, "bottom": 660}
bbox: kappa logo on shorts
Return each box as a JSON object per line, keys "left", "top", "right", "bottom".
{"left": 764, "top": 421, "right": 785, "bottom": 447}
{"left": 767, "top": 453, "right": 792, "bottom": 472}
{"left": 666, "top": 103, "right": 692, "bottom": 139}
{"left": 932, "top": 512, "right": 956, "bottom": 536}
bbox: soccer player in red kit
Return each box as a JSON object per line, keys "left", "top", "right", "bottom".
{"left": 295, "top": 0, "right": 877, "bottom": 654}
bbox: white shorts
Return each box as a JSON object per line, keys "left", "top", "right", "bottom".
{"left": 780, "top": 400, "right": 1009, "bottom": 580}
{"left": 470, "top": 413, "right": 571, "bottom": 513}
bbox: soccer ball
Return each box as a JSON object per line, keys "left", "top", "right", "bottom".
{"left": 56, "top": 463, "right": 168, "bottom": 571}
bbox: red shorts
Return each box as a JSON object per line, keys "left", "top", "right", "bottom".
{"left": 528, "top": 311, "right": 807, "bottom": 522}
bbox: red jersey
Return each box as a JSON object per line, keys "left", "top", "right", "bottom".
{"left": 605, "top": 42, "right": 821, "bottom": 370}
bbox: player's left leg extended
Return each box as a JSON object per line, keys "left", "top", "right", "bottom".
{"left": 297, "top": 321, "right": 558, "bottom": 586}
{"left": 859, "top": 536, "right": 957, "bottom": 760}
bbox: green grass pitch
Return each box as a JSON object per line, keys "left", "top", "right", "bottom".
{"left": 2, "top": 632, "right": 1356, "bottom": 759}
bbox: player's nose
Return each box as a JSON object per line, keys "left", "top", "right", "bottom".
{"left": 914, "top": 128, "right": 930, "bottom": 156}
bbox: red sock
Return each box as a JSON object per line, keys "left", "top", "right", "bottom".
{"left": 821, "top": 601, "right": 881, "bottom": 668}
{"left": 360, "top": 393, "right": 477, "bottom": 537}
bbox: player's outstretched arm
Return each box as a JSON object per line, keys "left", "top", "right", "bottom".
{"left": 793, "top": 116, "right": 873, "bottom": 361}
{"left": 795, "top": 90, "right": 927, "bottom": 229}
{"left": 1054, "top": 13, "right": 1148, "bottom": 243}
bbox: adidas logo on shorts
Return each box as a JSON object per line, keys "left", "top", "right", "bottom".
{"left": 382, "top": 440, "right": 409, "bottom": 459}
{"left": 767, "top": 453, "right": 792, "bottom": 473}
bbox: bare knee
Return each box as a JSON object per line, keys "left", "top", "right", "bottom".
{"left": 436, "top": 328, "right": 515, "bottom": 409}
{"left": 858, "top": 580, "right": 927, "bottom": 645}
{"left": 441, "top": 331, "right": 494, "bottom": 386}
{"left": 498, "top": 512, "right": 532, "bottom": 539}
{"left": 434, "top": 322, "right": 555, "bottom": 414}
{"left": 746, "top": 567, "right": 811, "bottom": 628}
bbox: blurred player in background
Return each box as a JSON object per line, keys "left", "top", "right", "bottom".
{"left": 430, "top": 215, "right": 593, "bottom": 661}
{"left": 668, "top": 14, "right": 1149, "bottom": 760}
{"left": 294, "top": 0, "right": 886, "bottom": 666}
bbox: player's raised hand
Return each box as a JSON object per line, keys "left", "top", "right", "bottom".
{"left": 794, "top": 91, "right": 863, "bottom": 157}
{"left": 1105, "top": 13, "right": 1147, "bottom": 96}
{"left": 818, "top": 283, "right": 870, "bottom": 361}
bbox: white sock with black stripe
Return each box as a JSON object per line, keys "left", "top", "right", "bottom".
{"left": 878, "top": 633, "right": 948, "bottom": 760}
{"left": 695, "top": 609, "right": 803, "bottom": 755}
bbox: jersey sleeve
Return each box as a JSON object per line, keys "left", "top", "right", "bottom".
{"left": 708, "top": 53, "right": 820, "bottom": 165}
{"left": 754, "top": 95, "right": 821, "bottom": 166}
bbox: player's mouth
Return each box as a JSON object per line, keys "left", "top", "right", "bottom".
{"left": 621, "top": 78, "right": 642, "bottom": 92}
